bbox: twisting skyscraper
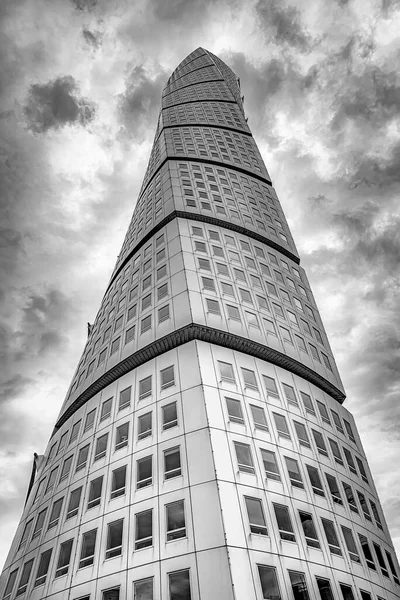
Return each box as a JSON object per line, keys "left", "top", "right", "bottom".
{"left": 1, "top": 47, "right": 399, "bottom": 600}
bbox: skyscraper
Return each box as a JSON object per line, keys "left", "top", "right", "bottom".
{"left": 1, "top": 46, "right": 399, "bottom": 600}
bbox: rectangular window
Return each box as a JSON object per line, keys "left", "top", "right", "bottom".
{"left": 342, "top": 481, "right": 358, "bottom": 513}
{"left": 162, "top": 402, "right": 178, "bottom": 430}
{"left": 299, "top": 512, "right": 320, "bottom": 548}
{"left": 370, "top": 499, "right": 383, "bottom": 529}
{"left": 84, "top": 409, "right": 96, "bottom": 432}
{"left": 48, "top": 498, "right": 63, "bottom": 530}
{"left": 127, "top": 304, "right": 137, "bottom": 321}
{"left": 385, "top": 550, "right": 400, "bottom": 584}
{"left": 218, "top": 361, "right": 235, "bottom": 383}
{"left": 69, "top": 420, "right": 81, "bottom": 444}
{"left": 321, "top": 518, "right": 342, "bottom": 555}
{"left": 45, "top": 467, "right": 58, "bottom": 494}
{"left": 331, "top": 410, "right": 344, "bottom": 434}
{"left": 316, "top": 401, "right": 330, "bottom": 425}
{"left": 59, "top": 456, "right": 73, "bottom": 482}
{"left": 111, "top": 465, "right": 127, "bottom": 499}
{"left": 341, "top": 525, "right": 360, "bottom": 563}
{"left": 263, "top": 375, "right": 279, "bottom": 396}
{"left": 206, "top": 298, "right": 221, "bottom": 314}
{"left": 261, "top": 448, "right": 281, "bottom": 481}
{"left": 55, "top": 539, "right": 73, "bottom": 578}
{"left": 94, "top": 433, "right": 108, "bottom": 461}
{"left": 168, "top": 570, "right": 191, "bottom": 600}
{"left": 32, "top": 509, "right": 47, "bottom": 540}
{"left": 105, "top": 519, "right": 123, "bottom": 559}
{"left": 284, "top": 456, "right": 304, "bottom": 489}
{"left": 273, "top": 504, "right": 296, "bottom": 542}
{"left": 110, "top": 337, "right": 120, "bottom": 355}
{"left": 273, "top": 413, "right": 291, "bottom": 439}
{"left": 343, "top": 448, "right": 357, "bottom": 474}
{"left": 282, "top": 383, "right": 298, "bottom": 406}
{"left": 288, "top": 571, "right": 310, "bottom": 600}
{"left": 343, "top": 419, "right": 356, "bottom": 443}
{"left": 79, "top": 529, "right": 97, "bottom": 568}
{"left": 340, "top": 584, "right": 355, "bottom": 600}
{"left": 201, "top": 276, "right": 215, "bottom": 291}
{"left": 293, "top": 421, "right": 311, "bottom": 448}
{"left": 257, "top": 565, "right": 281, "bottom": 600}
{"left": 158, "top": 283, "right": 168, "bottom": 300}
{"left": 100, "top": 397, "right": 112, "bottom": 421}
{"left": 3, "top": 569, "right": 18, "bottom": 600}
{"left": 234, "top": 442, "right": 254, "bottom": 474}
{"left": 355, "top": 457, "right": 368, "bottom": 483}
{"left": 32, "top": 478, "right": 44, "bottom": 503}
{"left": 164, "top": 447, "right": 182, "bottom": 479}
{"left": 46, "top": 442, "right": 57, "bottom": 465}
{"left": 241, "top": 368, "right": 258, "bottom": 390}
{"left": 134, "top": 578, "right": 153, "bottom": 600}
{"left": 245, "top": 497, "right": 268, "bottom": 535}
{"left": 316, "top": 578, "right": 334, "bottom": 600}
{"left": 98, "top": 348, "right": 107, "bottom": 365}
{"left": 66, "top": 487, "right": 82, "bottom": 519}
{"left": 103, "top": 589, "right": 120, "bottom": 600}
{"left": 138, "top": 412, "right": 152, "bottom": 439}
{"left": 119, "top": 386, "right": 131, "bottom": 410}
{"left": 328, "top": 438, "right": 343, "bottom": 465}
{"left": 76, "top": 444, "right": 90, "bottom": 471}
{"left": 373, "top": 542, "right": 389, "bottom": 577}
{"left": 141, "top": 315, "right": 151, "bottom": 334}
{"left": 139, "top": 375, "right": 152, "bottom": 399}
{"left": 137, "top": 455, "right": 152, "bottom": 489}
{"left": 135, "top": 510, "right": 152, "bottom": 549}
{"left": 358, "top": 534, "right": 376, "bottom": 570}
{"left": 115, "top": 422, "right": 129, "bottom": 450}
{"left": 161, "top": 365, "right": 175, "bottom": 389}
{"left": 15, "top": 560, "right": 34, "bottom": 597}
{"left": 226, "top": 397, "right": 244, "bottom": 424}
{"left": 312, "top": 430, "right": 328, "bottom": 456}
{"left": 325, "top": 473, "right": 343, "bottom": 505}
{"left": 87, "top": 476, "right": 103, "bottom": 509}
{"left": 125, "top": 325, "right": 136, "bottom": 344}
{"left": 158, "top": 304, "right": 170, "bottom": 323}
{"left": 250, "top": 405, "right": 268, "bottom": 431}
{"left": 357, "top": 491, "right": 372, "bottom": 521}
{"left": 306, "top": 465, "right": 325, "bottom": 496}
{"left": 166, "top": 500, "right": 186, "bottom": 541}
{"left": 300, "top": 391, "right": 315, "bottom": 414}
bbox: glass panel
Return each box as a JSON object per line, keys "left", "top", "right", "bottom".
{"left": 234, "top": 442, "right": 254, "bottom": 474}
{"left": 48, "top": 498, "right": 63, "bottom": 529}
{"left": 325, "top": 473, "right": 343, "bottom": 504}
{"left": 263, "top": 375, "right": 279, "bottom": 395}
{"left": 261, "top": 449, "right": 281, "bottom": 481}
{"left": 161, "top": 366, "right": 175, "bottom": 389}
{"left": 135, "top": 510, "right": 152, "bottom": 549}
{"left": 273, "top": 413, "right": 290, "bottom": 438}
{"left": 300, "top": 391, "right": 315, "bottom": 413}
{"left": 100, "top": 398, "right": 112, "bottom": 420}
{"left": 340, "top": 584, "right": 355, "bottom": 600}
{"left": 3, "top": 569, "right": 18, "bottom": 600}
{"left": 55, "top": 539, "right": 73, "bottom": 577}
{"left": 76, "top": 445, "right": 90, "bottom": 471}
{"left": 169, "top": 570, "right": 191, "bottom": 600}
{"left": 115, "top": 423, "right": 129, "bottom": 450}
{"left": 358, "top": 534, "right": 376, "bottom": 570}
{"left": 138, "top": 412, "right": 152, "bottom": 439}
{"left": 163, "top": 402, "right": 178, "bottom": 429}
{"left": 341, "top": 526, "right": 360, "bottom": 563}
{"left": 166, "top": 500, "right": 186, "bottom": 541}
{"left": 67, "top": 487, "right": 82, "bottom": 519}
{"left": 139, "top": 376, "right": 152, "bottom": 399}
{"left": 134, "top": 578, "right": 153, "bottom": 600}
{"left": 288, "top": 571, "right": 310, "bottom": 600}
{"left": 165, "top": 448, "right": 181, "bottom": 479}
{"left": 19, "top": 519, "right": 33, "bottom": 548}
{"left": 373, "top": 543, "right": 389, "bottom": 577}
{"left": 34, "top": 549, "right": 52, "bottom": 587}
{"left": 88, "top": 476, "right": 103, "bottom": 508}
{"left": 257, "top": 565, "right": 281, "bottom": 600}
{"left": 312, "top": 430, "right": 328, "bottom": 456}
{"left": 94, "top": 434, "right": 108, "bottom": 460}
{"left": 245, "top": 497, "right": 267, "bottom": 535}
{"left": 316, "top": 578, "right": 334, "bottom": 600}
{"left": 137, "top": 456, "right": 152, "bottom": 488}
{"left": 111, "top": 466, "right": 126, "bottom": 499}
{"left": 106, "top": 520, "right": 123, "bottom": 558}
{"left": 16, "top": 560, "right": 34, "bottom": 597}
{"left": 282, "top": 384, "right": 298, "bottom": 405}
{"left": 284, "top": 457, "right": 304, "bottom": 488}
{"left": 273, "top": 504, "right": 295, "bottom": 542}
{"left": 299, "top": 512, "right": 320, "bottom": 548}
{"left": 218, "top": 361, "right": 235, "bottom": 382}
{"left": 294, "top": 422, "right": 310, "bottom": 448}
{"left": 242, "top": 368, "right": 258, "bottom": 389}
{"left": 119, "top": 387, "right": 131, "bottom": 409}
{"left": 321, "top": 519, "right": 342, "bottom": 555}
{"left": 306, "top": 465, "right": 324, "bottom": 496}
{"left": 79, "top": 529, "right": 97, "bottom": 568}
{"left": 226, "top": 398, "right": 244, "bottom": 424}
{"left": 250, "top": 405, "right": 268, "bottom": 430}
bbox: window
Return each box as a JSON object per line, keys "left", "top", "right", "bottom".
{"left": 160, "top": 402, "right": 178, "bottom": 431}
{"left": 166, "top": 500, "right": 186, "bottom": 541}
{"left": 69, "top": 420, "right": 81, "bottom": 444}
{"left": 94, "top": 433, "right": 108, "bottom": 461}
{"left": 321, "top": 518, "right": 342, "bottom": 555}
{"left": 293, "top": 421, "right": 310, "bottom": 448}
{"left": 328, "top": 439, "right": 343, "bottom": 465}
{"left": 241, "top": 368, "right": 258, "bottom": 390}
{"left": 44, "top": 467, "right": 58, "bottom": 495}
{"left": 142, "top": 275, "right": 152, "bottom": 290}
{"left": 84, "top": 409, "right": 96, "bottom": 432}
{"left": 103, "top": 589, "right": 120, "bottom": 600}
{"left": 343, "top": 419, "right": 356, "bottom": 443}
{"left": 316, "top": 578, "right": 334, "bottom": 600}
{"left": 201, "top": 276, "right": 215, "bottom": 291}
{"left": 273, "top": 504, "right": 295, "bottom": 542}
{"left": 127, "top": 304, "right": 137, "bottom": 321}
{"left": 3, "top": 570, "right": 18, "bottom": 600}
{"left": 134, "top": 578, "right": 153, "bottom": 600}
{"left": 282, "top": 383, "right": 298, "bottom": 406}
{"left": 355, "top": 457, "right": 368, "bottom": 482}
{"left": 100, "top": 397, "right": 112, "bottom": 421}
{"left": 76, "top": 444, "right": 90, "bottom": 471}
{"left": 46, "top": 442, "right": 57, "bottom": 464}
{"left": 87, "top": 476, "right": 103, "bottom": 509}
{"left": 48, "top": 498, "right": 63, "bottom": 529}
{"left": 206, "top": 298, "right": 221, "bottom": 314}
{"left": 245, "top": 497, "right": 268, "bottom": 535}
{"left": 385, "top": 550, "right": 400, "bottom": 584}
{"left": 139, "top": 375, "right": 152, "bottom": 399}
{"left": 299, "top": 512, "right": 320, "bottom": 548}
{"left": 15, "top": 559, "right": 34, "bottom": 597}
{"left": 343, "top": 448, "right": 357, "bottom": 474}
{"left": 331, "top": 410, "right": 344, "bottom": 434}
{"left": 161, "top": 366, "right": 175, "bottom": 389}
{"left": 32, "top": 478, "right": 44, "bottom": 503}
{"left": 263, "top": 375, "right": 279, "bottom": 396}
{"left": 369, "top": 499, "right": 383, "bottom": 529}
{"left": 341, "top": 526, "right": 360, "bottom": 563}
{"left": 59, "top": 456, "right": 73, "bottom": 482}
{"left": 312, "top": 430, "right": 328, "bottom": 456}
{"left": 195, "top": 240, "right": 207, "bottom": 253}
{"left": 119, "top": 386, "right": 131, "bottom": 410}
{"left": 138, "top": 412, "right": 152, "bottom": 439}
{"left": 373, "top": 542, "right": 389, "bottom": 577}
{"left": 261, "top": 448, "right": 281, "bottom": 481}
{"left": 340, "top": 584, "right": 355, "bottom": 600}
{"left": 226, "top": 397, "right": 244, "bottom": 424}
{"left": 257, "top": 565, "right": 281, "bottom": 600}
{"left": 111, "top": 465, "right": 126, "bottom": 499}
{"left": 325, "top": 473, "right": 343, "bottom": 505}
{"left": 158, "top": 283, "right": 168, "bottom": 300}
{"left": 115, "top": 422, "right": 129, "bottom": 450}
{"left": 239, "top": 288, "right": 252, "bottom": 304}
{"left": 19, "top": 519, "right": 33, "bottom": 549}
{"left": 280, "top": 326, "right": 292, "bottom": 343}
{"left": 273, "top": 413, "right": 291, "bottom": 439}
{"left": 342, "top": 481, "right": 358, "bottom": 513}
{"left": 358, "top": 534, "right": 376, "bottom": 570}
{"left": 164, "top": 447, "right": 182, "bottom": 479}
{"left": 221, "top": 281, "right": 234, "bottom": 296}
{"left": 98, "top": 348, "right": 107, "bottom": 365}
{"left": 306, "top": 465, "right": 325, "bottom": 496}
{"left": 234, "top": 442, "right": 254, "bottom": 474}
{"left": 55, "top": 539, "right": 73, "bottom": 577}
{"left": 141, "top": 315, "right": 151, "bottom": 333}
{"left": 218, "top": 361, "right": 235, "bottom": 383}
{"left": 106, "top": 519, "right": 123, "bottom": 559}
{"left": 285, "top": 457, "right": 304, "bottom": 489}
{"left": 360, "top": 593, "right": 372, "bottom": 600}
{"left": 168, "top": 570, "right": 191, "bottom": 600}
{"left": 32, "top": 509, "right": 47, "bottom": 539}
{"left": 66, "top": 487, "right": 82, "bottom": 519}
{"left": 198, "top": 257, "right": 211, "bottom": 271}
{"left": 316, "top": 401, "right": 330, "bottom": 425}
{"left": 158, "top": 304, "right": 170, "bottom": 323}
{"left": 135, "top": 510, "right": 152, "bottom": 549}
{"left": 250, "top": 405, "right": 268, "bottom": 431}
{"left": 357, "top": 491, "right": 372, "bottom": 521}
{"left": 288, "top": 571, "right": 310, "bottom": 600}
{"left": 137, "top": 455, "right": 152, "bottom": 489}
{"left": 79, "top": 529, "right": 97, "bottom": 568}
{"left": 110, "top": 337, "right": 120, "bottom": 355}
{"left": 300, "top": 391, "right": 315, "bottom": 414}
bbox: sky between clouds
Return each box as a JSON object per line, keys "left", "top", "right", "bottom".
{"left": 1, "top": 0, "right": 400, "bottom": 567}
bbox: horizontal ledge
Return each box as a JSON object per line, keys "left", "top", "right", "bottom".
{"left": 162, "top": 78, "right": 226, "bottom": 99}
{"left": 164, "top": 61, "right": 218, "bottom": 89}
{"left": 53, "top": 323, "right": 345, "bottom": 435}
{"left": 161, "top": 98, "right": 238, "bottom": 110}
{"left": 158, "top": 122, "right": 252, "bottom": 138}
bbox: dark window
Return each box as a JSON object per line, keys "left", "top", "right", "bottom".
{"left": 34, "top": 548, "right": 52, "bottom": 587}
{"left": 331, "top": 410, "right": 344, "bottom": 434}
{"left": 359, "top": 592, "right": 372, "bottom": 600}
{"left": 45, "top": 467, "right": 58, "bottom": 494}
{"left": 15, "top": 559, "right": 34, "bottom": 597}
{"left": 137, "top": 456, "right": 152, "bottom": 488}
{"left": 316, "top": 578, "right": 334, "bottom": 600}
{"left": 282, "top": 383, "right": 298, "bottom": 406}
{"left": 358, "top": 534, "right": 376, "bottom": 570}
{"left": 328, "top": 439, "right": 343, "bottom": 465}
{"left": 257, "top": 565, "right": 281, "bottom": 600}
{"left": 273, "top": 413, "right": 291, "bottom": 439}
{"left": 284, "top": 456, "right": 304, "bottom": 489}
{"left": 161, "top": 366, "right": 175, "bottom": 389}
{"left": 355, "top": 457, "right": 368, "bottom": 482}
{"left": 115, "top": 422, "right": 129, "bottom": 450}
{"left": 342, "top": 481, "right": 358, "bottom": 513}
{"left": 293, "top": 421, "right": 311, "bottom": 448}
{"left": 162, "top": 402, "right": 178, "bottom": 430}
{"left": 119, "top": 386, "right": 131, "bottom": 410}
{"left": 59, "top": 456, "right": 73, "bottom": 482}
{"left": 76, "top": 444, "right": 90, "bottom": 471}
{"left": 125, "top": 325, "right": 135, "bottom": 344}
{"left": 48, "top": 498, "right": 63, "bottom": 529}
{"left": 3, "top": 569, "right": 18, "bottom": 600}
{"left": 373, "top": 542, "right": 389, "bottom": 577}
{"left": 234, "top": 442, "right": 254, "bottom": 474}
{"left": 288, "top": 571, "right": 310, "bottom": 600}
{"left": 299, "top": 512, "right": 320, "bottom": 548}
{"left": 325, "top": 473, "right": 343, "bottom": 505}
{"left": 166, "top": 500, "right": 186, "bottom": 541}
{"left": 87, "top": 476, "right": 103, "bottom": 509}
{"left": 158, "top": 304, "right": 170, "bottom": 323}
{"left": 100, "top": 397, "right": 112, "bottom": 421}
{"left": 135, "top": 510, "right": 152, "bottom": 549}
{"left": 245, "top": 497, "right": 268, "bottom": 535}
{"left": 102, "top": 589, "right": 120, "bottom": 600}
{"left": 138, "top": 412, "right": 152, "bottom": 440}
{"left": 55, "top": 539, "right": 73, "bottom": 578}
{"left": 134, "top": 578, "right": 153, "bottom": 600}
{"left": 343, "top": 448, "right": 357, "bottom": 474}
{"left": 169, "top": 570, "right": 191, "bottom": 600}
{"left": 321, "top": 519, "right": 342, "bottom": 555}
{"left": 261, "top": 448, "right": 281, "bottom": 481}
{"left": 273, "top": 504, "right": 296, "bottom": 542}
{"left": 370, "top": 499, "right": 383, "bottom": 529}
{"left": 164, "top": 447, "right": 182, "bottom": 479}
{"left": 300, "top": 391, "right": 315, "bottom": 414}
{"left": 341, "top": 526, "right": 360, "bottom": 563}
{"left": 66, "top": 487, "right": 82, "bottom": 519}
{"left": 316, "top": 401, "right": 330, "bottom": 425}
{"left": 94, "top": 433, "right": 108, "bottom": 461}
{"left": 385, "top": 550, "right": 400, "bottom": 584}
{"left": 69, "top": 420, "right": 81, "bottom": 444}
{"left": 19, "top": 519, "right": 33, "bottom": 549}
{"left": 226, "top": 397, "right": 244, "bottom": 424}
{"left": 139, "top": 376, "right": 152, "bottom": 399}
{"left": 84, "top": 409, "right": 96, "bottom": 432}
{"left": 343, "top": 419, "right": 355, "bottom": 443}
{"left": 110, "top": 465, "right": 126, "bottom": 499}
{"left": 106, "top": 519, "right": 123, "bottom": 559}
{"left": 340, "top": 584, "right": 355, "bottom": 600}
{"left": 250, "top": 405, "right": 268, "bottom": 431}
{"left": 306, "top": 465, "right": 325, "bottom": 496}
{"left": 312, "top": 430, "right": 328, "bottom": 456}
{"left": 357, "top": 491, "right": 372, "bottom": 521}
{"left": 79, "top": 529, "right": 97, "bottom": 568}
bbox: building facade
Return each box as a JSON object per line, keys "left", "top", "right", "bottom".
{"left": 1, "top": 47, "right": 399, "bottom": 600}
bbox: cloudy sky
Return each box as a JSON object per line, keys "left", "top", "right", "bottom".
{"left": 1, "top": 0, "right": 400, "bottom": 567}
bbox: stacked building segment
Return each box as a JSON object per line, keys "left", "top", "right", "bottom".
{"left": 1, "top": 47, "right": 399, "bottom": 600}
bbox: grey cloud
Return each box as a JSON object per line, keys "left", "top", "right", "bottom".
{"left": 255, "top": 0, "right": 312, "bottom": 51}
{"left": 0, "top": 374, "right": 33, "bottom": 405}
{"left": 24, "top": 75, "right": 96, "bottom": 134}
{"left": 82, "top": 28, "right": 103, "bottom": 48}
{"left": 70, "top": 0, "right": 98, "bottom": 10}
